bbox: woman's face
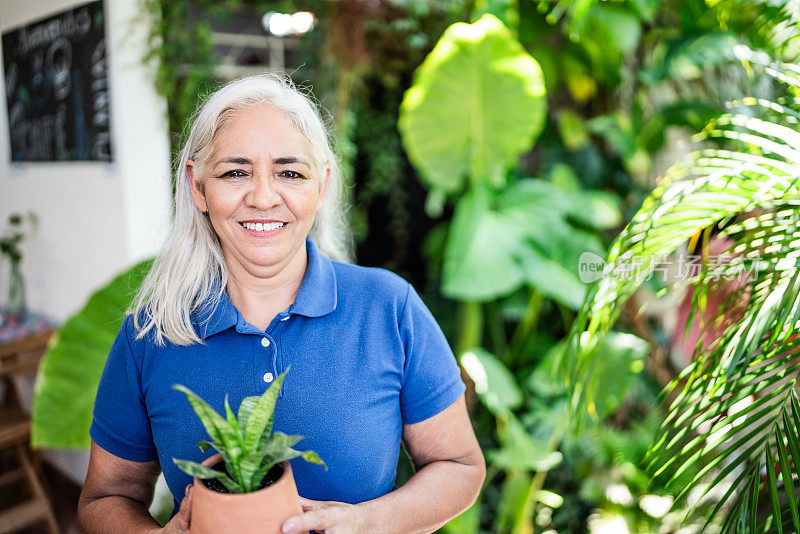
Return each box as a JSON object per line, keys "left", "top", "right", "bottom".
{"left": 186, "top": 105, "right": 328, "bottom": 275}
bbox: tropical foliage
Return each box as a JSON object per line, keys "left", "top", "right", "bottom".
{"left": 399, "top": 13, "right": 649, "bottom": 532}
{"left": 31, "top": 260, "right": 152, "bottom": 448}
{"left": 27, "top": 0, "right": 800, "bottom": 531}
{"left": 173, "top": 369, "right": 326, "bottom": 494}
{"left": 566, "top": 56, "right": 800, "bottom": 531}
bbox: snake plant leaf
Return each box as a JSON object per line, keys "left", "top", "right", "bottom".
{"left": 244, "top": 368, "right": 289, "bottom": 452}
{"left": 398, "top": 14, "right": 546, "bottom": 193}
{"left": 175, "top": 369, "right": 324, "bottom": 493}
{"left": 224, "top": 395, "right": 244, "bottom": 444}
{"left": 172, "top": 385, "right": 244, "bottom": 476}
{"left": 172, "top": 386, "right": 233, "bottom": 450}
{"left": 173, "top": 459, "right": 226, "bottom": 480}
{"left": 239, "top": 433, "right": 307, "bottom": 491}
{"left": 296, "top": 449, "right": 326, "bottom": 467}
{"left": 239, "top": 447, "right": 274, "bottom": 491}
{"left": 459, "top": 348, "right": 522, "bottom": 414}
{"left": 173, "top": 458, "right": 242, "bottom": 493}
{"left": 237, "top": 395, "right": 258, "bottom": 432}
{"left": 31, "top": 259, "right": 152, "bottom": 449}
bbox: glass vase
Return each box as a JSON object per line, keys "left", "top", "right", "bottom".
{"left": 6, "top": 260, "right": 26, "bottom": 316}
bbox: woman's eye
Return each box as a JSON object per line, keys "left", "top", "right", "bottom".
{"left": 220, "top": 169, "right": 247, "bottom": 178}
{"left": 279, "top": 170, "right": 305, "bottom": 179}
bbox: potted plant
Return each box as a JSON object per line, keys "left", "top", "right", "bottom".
{"left": 172, "top": 368, "right": 326, "bottom": 534}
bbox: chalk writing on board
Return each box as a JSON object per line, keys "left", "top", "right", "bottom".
{"left": 2, "top": 0, "right": 113, "bottom": 162}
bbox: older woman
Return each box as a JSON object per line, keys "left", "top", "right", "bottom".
{"left": 78, "top": 74, "right": 484, "bottom": 534}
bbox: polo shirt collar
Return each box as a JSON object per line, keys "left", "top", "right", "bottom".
{"left": 194, "top": 238, "right": 337, "bottom": 339}
{"left": 290, "top": 237, "right": 338, "bottom": 318}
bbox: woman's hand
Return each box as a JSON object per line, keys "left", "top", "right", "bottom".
{"left": 159, "top": 484, "right": 193, "bottom": 534}
{"left": 281, "top": 497, "right": 369, "bottom": 534}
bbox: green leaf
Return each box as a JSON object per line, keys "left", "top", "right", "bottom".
{"left": 31, "top": 260, "right": 152, "bottom": 448}
{"left": 776, "top": 425, "right": 800, "bottom": 531}
{"left": 489, "top": 413, "right": 562, "bottom": 471}
{"left": 765, "top": 442, "right": 784, "bottom": 534}
{"left": 243, "top": 369, "right": 289, "bottom": 452}
{"left": 197, "top": 440, "right": 213, "bottom": 453}
{"left": 172, "top": 458, "right": 242, "bottom": 493}
{"left": 442, "top": 187, "right": 526, "bottom": 301}
{"left": 441, "top": 500, "right": 480, "bottom": 534}
{"left": 567, "top": 190, "right": 622, "bottom": 230}
{"left": 565, "top": 62, "right": 800, "bottom": 531}
{"left": 586, "top": 332, "right": 648, "bottom": 419}
{"left": 585, "top": 4, "right": 641, "bottom": 56}
{"left": 459, "top": 348, "right": 522, "bottom": 414}
{"left": 237, "top": 396, "right": 258, "bottom": 432}
{"left": 442, "top": 178, "right": 606, "bottom": 304}
{"left": 172, "top": 385, "right": 244, "bottom": 475}
{"left": 556, "top": 110, "right": 589, "bottom": 150}
{"left": 239, "top": 447, "right": 275, "bottom": 491}
{"left": 496, "top": 469, "right": 535, "bottom": 533}
{"left": 297, "top": 449, "right": 326, "bottom": 468}
{"left": 398, "top": 14, "right": 546, "bottom": 193}
{"left": 172, "top": 386, "right": 230, "bottom": 448}
{"left": 517, "top": 244, "right": 588, "bottom": 310}
{"left": 173, "top": 458, "right": 227, "bottom": 480}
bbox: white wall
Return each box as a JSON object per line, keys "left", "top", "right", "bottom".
{"left": 0, "top": 0, "right": 172, "bottom": 483}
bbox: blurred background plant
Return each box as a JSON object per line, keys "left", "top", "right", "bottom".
{"left": 29, "top": 0, "right": 800, "bottom": 531}
{"left": 0, "top": 212, "right": 38, "bottom": 316}
{"left": 566, "top": 56, "right": 800, "bottom": 532}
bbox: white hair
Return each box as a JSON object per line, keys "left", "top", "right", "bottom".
{"left": 132, "top": 73, "right": 352, "bottom": 346}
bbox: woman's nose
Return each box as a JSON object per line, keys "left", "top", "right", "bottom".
{"left": 246, "top": 174, "right": 281, "bottom": 209}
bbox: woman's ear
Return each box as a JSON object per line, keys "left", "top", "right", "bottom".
{"left": 315, "top": 164, "right": 331, "bottom": 213}
{"left": 186, "top": 160, "right": 207, "bottom": 212}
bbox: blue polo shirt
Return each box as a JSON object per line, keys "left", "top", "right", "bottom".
{"left": 90, "top": 238, "right": 465, "bottom": 515}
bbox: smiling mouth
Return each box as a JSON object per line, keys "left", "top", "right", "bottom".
{"left": 239, "top": 221, "right": 286, "bottom": 231}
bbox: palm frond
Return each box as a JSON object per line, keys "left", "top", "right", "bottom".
{"left": 566, "top": 59, "right": 800, "bottom": 529}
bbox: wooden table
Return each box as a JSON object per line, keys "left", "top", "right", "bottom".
{"left": 0, "top": 329, "right": 59, "bottom": 534}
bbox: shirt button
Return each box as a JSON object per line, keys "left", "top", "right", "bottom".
{"left": 263, "top": 372, "right": 274, "bottom": 383}
{"left": 261, "top": 337, "right": 270, "bottom": 348}
{"left": 280, "top": 316, "right": 290, "bottom": 321}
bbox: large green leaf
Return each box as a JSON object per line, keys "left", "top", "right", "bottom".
{"left": 398, "top": 14, "right": 546, "bottom": 194}
{"left": 442, "top": 178, "right": 609, "bottom": 305}
{"left": 585, "top": 332, "right": 648, "bottom": 419}
{"left": 489, "top": 412, "right": 563, "bottom": 471}
{"left": 31, "top": 260, "right": 152, "bottom": 449}
{"left": 441, "top": 186, "right": 527, "bottom": 301}
{"left": 459, "top": 347, "right": 522, "bottom": 414}
{"left": 441, "top": 500, "right": 480, "bottom": 534}
{"left": 529, "top": 331, "right": 648, "bottom": 420}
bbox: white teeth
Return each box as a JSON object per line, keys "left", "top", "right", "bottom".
{"left": 242, "top": 221, "right": 284, "bottom": 231}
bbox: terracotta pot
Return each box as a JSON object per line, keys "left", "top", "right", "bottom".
{"left": 191, "top": 454, "right": 305, "bottom": 534}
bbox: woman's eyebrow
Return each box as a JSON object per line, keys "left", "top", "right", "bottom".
{"left": 214, "top": 156, "right": 251, "bottom": 168}
{"left": 213, "top": 156, "right": 311, "bottom": 168}
{"left": 274, "top": 156, "right": 311, "bottom": 168}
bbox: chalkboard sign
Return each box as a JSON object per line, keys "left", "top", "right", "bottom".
{"left": 2, "top": 1, "right": 112, "bottom": 162}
